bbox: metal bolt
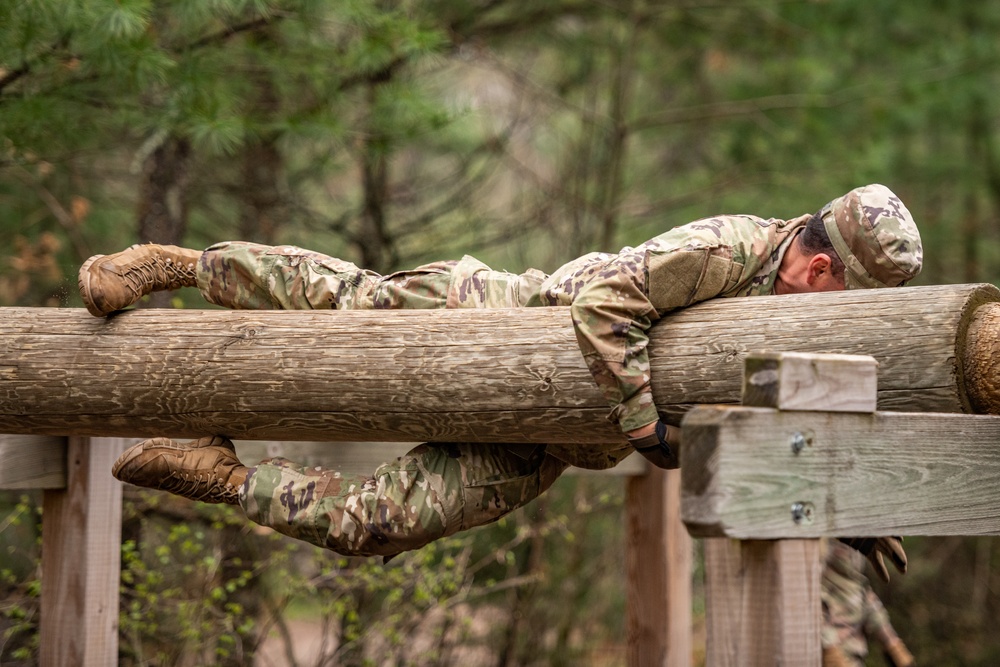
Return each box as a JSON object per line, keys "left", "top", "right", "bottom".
{"left": 791, "top": 502, "right": 815, "bottom": 525}
{"left": 791, "top": 431, "right": 814, "bottom": 456}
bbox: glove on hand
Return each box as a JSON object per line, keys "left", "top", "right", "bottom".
{"left": 838, "top": 537, "right": 907, "bottom": 583}
{"left": 627, "top": 419, "right": 679, "bottom": 470}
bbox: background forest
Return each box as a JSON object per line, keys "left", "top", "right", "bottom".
{"left": 2, "top": 0, "right": 1000, "bottom": 664}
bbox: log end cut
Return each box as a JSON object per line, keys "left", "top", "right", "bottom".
{"left": 964, "top": 301, "right": 1000, "bottom": 415}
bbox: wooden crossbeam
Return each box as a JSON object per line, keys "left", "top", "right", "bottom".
{"left": 682, "top": 407, "right": 1000, "bottom": 538}
{"left": 0, "top": 436, "right": 647, "bottom": 491}
{"left": 0, "top": 435, "right": 65, "bottom": 489}
{"left": 0, "top": 283, "right": 997, "bottom": 443}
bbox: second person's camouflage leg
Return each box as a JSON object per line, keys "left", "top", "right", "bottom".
{"left": 239, "top": 443, "right": 568, "bottom": 558}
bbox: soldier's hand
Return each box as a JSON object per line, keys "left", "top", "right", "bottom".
{"left": 884, "top": 637, "right": 916, "bottom": 667}
{"left": 838, "top": 537, "right": 907, "bottom": 583}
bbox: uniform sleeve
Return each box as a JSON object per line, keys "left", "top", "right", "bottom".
{"left": 861, "top": 587, "right": 905, "bottom": 654}
{"left": 569, "top": 234, "right": 743, "bottom": 432}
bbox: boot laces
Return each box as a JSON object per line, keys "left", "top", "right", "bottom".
{"left": 120, "top": 255, "right": 197, "bottom": 299}
{"left": 161, "top": 469, "right": 239, "bottom": 504}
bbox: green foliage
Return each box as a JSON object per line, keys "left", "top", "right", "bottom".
{"left": 0, "top": 494, "right": 42, "bottom": 665}
{"left": 869, "top": 536, "right": 1000, "bottom": 666}
{"left": 4, "top": 1, "right": 1000, "bottom": 663}
{"left": 106, "top": 478, "right": 625, "bottom": 666}
{"left": 118, "top": 497, "right": 272, "bottom": 664}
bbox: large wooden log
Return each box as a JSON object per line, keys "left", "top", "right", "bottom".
{"left": 0, "top": 283, "right": 998, "bottom": 443}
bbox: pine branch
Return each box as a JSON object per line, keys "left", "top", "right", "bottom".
{"left": 335, "top": 55, "right": 408, "bottom": 92}
{"left": 450, "top": 0, "right": 604, "bottom": 42}
{"left": 630, "top": 93, "right": 841, "bottom": 131}
{"left": 393, "top": 129, "right": 517, "bottom": 239}
{"left": 183, "top": 15, "right": 285, "bottom": 52}
{"left": 12, "top": 165, "right": 94, "bottom": 262}
{"left": 0, "top": 64, "right": 30, "bottom": 94}
{"left": 0, "top": 33, "right": 72, "bottom": 97}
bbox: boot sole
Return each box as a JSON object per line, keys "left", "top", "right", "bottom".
{"left": 78, "top": 254, "right": 109, "bottom": 317}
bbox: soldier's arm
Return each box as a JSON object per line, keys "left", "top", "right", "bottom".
{"left": 862, "top": 587, "right": 915, "bottom": 666}
{"left": 569, "top": 233, "right": 741, "bottom": 450}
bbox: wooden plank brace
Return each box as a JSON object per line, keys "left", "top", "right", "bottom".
{"left": 686, "top": 352, "right": 880, "bottom": 667}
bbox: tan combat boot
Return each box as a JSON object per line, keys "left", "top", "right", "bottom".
{"left": 112, "top": 436, "right": 248, "bottom": 505}
{"left": 78, "top": 244, "right": 202, "bottom": 317}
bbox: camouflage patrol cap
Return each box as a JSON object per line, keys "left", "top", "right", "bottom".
{"left": 820, "top": 184, "right": 923, "bottom": 289}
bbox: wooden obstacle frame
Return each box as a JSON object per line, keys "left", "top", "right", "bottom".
{"left": 5, "top": 284, "right": 1000, "bottom": 665}
{"left": 6, "top": 436, "right": 674, "bottom": 666}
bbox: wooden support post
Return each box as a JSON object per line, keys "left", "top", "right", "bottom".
{"left": 40, "top": 437, "right": 129, "bottom": 667}
{"left": 689, "top": 352, "right": 879, "bottom": 666}
{"left": 703, "top": 539, "right": 823, "bottom": 666}
{"left": 627, "top": 468, "right": 692, "bottom": 667}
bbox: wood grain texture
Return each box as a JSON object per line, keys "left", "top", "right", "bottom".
{"left": 0, "top": 283, "right": 996, "bottom": 443}
{"left": 742, "top": 352, "right": 877, "bottom": 412}
{"left": 40, "top": 437, "right": 129, "bottom": 667}
{"left": 0, "top": 435, "right": 66, "bottom": 489}
{"left": 703, "top": 538, "right": 822, "bottom": 667}
{"left": 626, "top": 468, "right": 692, "bottom": 667}
{"left": 964, "top": 302, "right": 1000, "bottom": 414}
{"left": 681, "top": 406, "right": 1000, "bottom": 537}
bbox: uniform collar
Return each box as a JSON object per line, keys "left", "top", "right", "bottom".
{"left": 743, "top": 218, "right": 808, "bottom": 296}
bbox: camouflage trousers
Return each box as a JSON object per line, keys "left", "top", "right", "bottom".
{"left": 242, "top": 444, "right": 567, "bottom": 558}
{"left": 195, "top": 241, "right": 546, "bottom": 311}
{"left": 197, "top": 242, "right": 570, "bottom": 557}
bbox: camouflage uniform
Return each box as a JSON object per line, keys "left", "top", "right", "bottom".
{"left": 192, "top": 184, "right": 921, "bottom": 557}
{"left": 822, "top": 541, "right": 915, "bottom": 667}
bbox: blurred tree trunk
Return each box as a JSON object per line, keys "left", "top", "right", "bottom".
{"left": 550, "top": 481, "right": 597, "bottom": 667}
{"left": 238, "top": 28, "right": 286, "bottom": 245}
{"left": 136, "top": 135, "right": 191, "bottom": 308}
{"left": 922, "top": 123, "right": 944, "bottom": 285}
{"left": 358, "top": 80, "right": 398, "bottom": 273}
{"left": 238, "top": 135, "right": 284, "bottom": 245}
{"left": 964, "top": 96, "right": 986, "bottom": 284}
{"left": 497, "top": 498, "right": 547, "bottom": 667}
{"left": 597, "top": 3, "right": 640, "bottom": 251}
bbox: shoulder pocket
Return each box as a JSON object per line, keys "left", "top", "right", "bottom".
{"left": 646, "top": 247, "right": 741, "bottom": 311}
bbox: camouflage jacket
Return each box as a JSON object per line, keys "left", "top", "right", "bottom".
{"left": 446, "top": 213, "right": 809, "bottom": 469}
{"left": 537, "top": 213, "right": 808, "bottom": 425}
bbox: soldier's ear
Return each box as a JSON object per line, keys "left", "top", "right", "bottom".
{"left": 805, "top": 253, "right": 833, "bottom": 285}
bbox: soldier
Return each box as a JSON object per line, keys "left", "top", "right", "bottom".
{"left": 822, "top": 540, "right": 916, "bottom": 666}
{"left": 80, "top": 183, "right": 919, "bottom": 575}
